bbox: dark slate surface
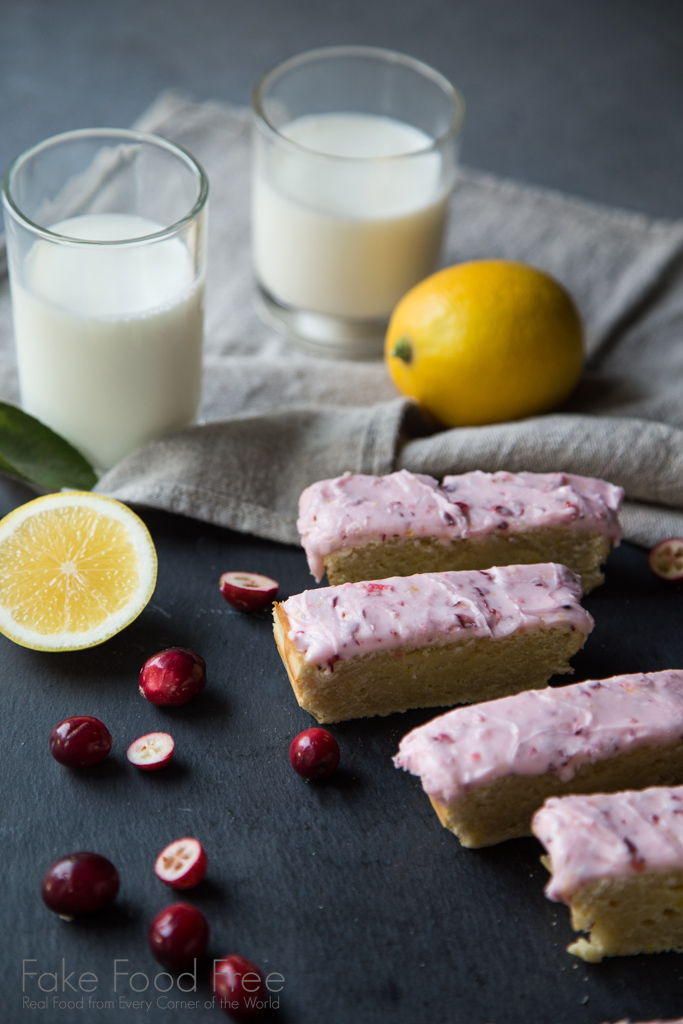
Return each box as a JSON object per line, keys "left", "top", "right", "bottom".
{"left": 3, "top": 471, "right": 683, "bottom": 1024}
{"left": 2, "top": 2, "right": 683, "bottom": 1022}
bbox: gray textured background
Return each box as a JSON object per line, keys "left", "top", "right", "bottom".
{"left": 3, "top": 0, "right": 683, "bottom": 217}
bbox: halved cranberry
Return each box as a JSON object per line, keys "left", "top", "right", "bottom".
{"left": 49, "top": 716, "right": 112, "bottom": 768}
{"left": 219, "top": 572, "right": 278, "bottom": 612}
{"left": 289, "top": 728, "right": 340, "bottom": 780}
{"left": 212, "top": 954, "right": 265, "bottom": 1019}
{"left": 148, "top": 902, "right": 209, "bottom": 971}
{"left": 127, "top": 732, "right": 175, "bottom": 771}
{"left": 139, "top": 648, "right": 206, "bottom": 706}
{"left": 154, "top": 838, "right": 207, "bottom": 889}
{"left": 649, "top": 538, "right": 683, "bottom": 581}
{"left": 42, "top": 852, "right": 119, "bottom": 919}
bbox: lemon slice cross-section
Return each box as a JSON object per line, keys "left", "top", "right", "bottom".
{"left": 0, "top": 492, "right": 157, "bottom": 651}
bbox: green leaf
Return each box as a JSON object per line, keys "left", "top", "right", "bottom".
{"left": 0, "top": 402, "right": 97, "bottom": 490}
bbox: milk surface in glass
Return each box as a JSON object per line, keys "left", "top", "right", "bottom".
{"left": 12, "top": 213, "right": 203, "bottom": 471}
{"left": 252, "top": 112, "right": 448, "bottom": 319}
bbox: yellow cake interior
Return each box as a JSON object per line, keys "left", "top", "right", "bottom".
{"left": 564, "top": 870, "right": 683, "bottom": 962}
{"left": 324, "top": 527, "right": 611, "bottom": 593}
{"left": 430, "top": 740, "right": 683, "bottom": 848}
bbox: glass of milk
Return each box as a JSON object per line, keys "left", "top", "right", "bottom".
{"left": 1, "top": 128, "right": 208, "bottom": 471}
{"left": 251, "top": 46, "right": 464, "bottom": 358}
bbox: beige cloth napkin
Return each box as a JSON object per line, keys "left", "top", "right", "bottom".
{"left": 2, "top": 91, "right": 683, "bottom": 548}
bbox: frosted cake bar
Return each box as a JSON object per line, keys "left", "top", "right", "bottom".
{"left": 610, "top": 1019, "right": 683, "bottom": 1023}
{"left": 273, "top": 563, "right": 593, "bottom": 724}
{"left": 533, "top": 786, "right": 683, "bottom": 962}
{"left": 298, "top": 469, "right": 623, "bottom": 591}
{"left": 394, "top": 670, "right": 683, "bottom": 847}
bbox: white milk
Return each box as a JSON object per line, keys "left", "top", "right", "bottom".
{"left": 11, "top": 213, "right": 203, "bottom": 471}
{"left": 252, "top": 112, "right": 449, "bottom": 319}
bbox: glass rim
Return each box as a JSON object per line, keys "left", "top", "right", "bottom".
{"left": 1, "top": 127, "right": 209, "bottom": 245}
{"left": 251, "top": 45, "right": 465, "bottom": 161}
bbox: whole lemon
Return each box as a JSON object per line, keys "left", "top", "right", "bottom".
{"left": 384, "top": 260, "right": 584, "bottom": 427}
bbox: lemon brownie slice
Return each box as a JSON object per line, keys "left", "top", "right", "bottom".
{"left": 532, "top": 786, "right": 683, "bottom": 962}
{"left": 273, "top": 562, "right": 593, "bottom": 724}
{"left": 298, "top": 468, "right": 623, "bottom": 591}
{"left": 394, "top": 670, "right": 683, "bottom": 847}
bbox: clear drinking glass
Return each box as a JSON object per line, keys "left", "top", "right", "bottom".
{"left": 1, "top": 128, "right": 209, "bottom": 471}
{"left": 251, "top": 45, "right": 464, "bottom": 358}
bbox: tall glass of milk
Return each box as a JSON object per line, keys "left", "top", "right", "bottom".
{"left": 1, "top": 129, "right": 208, "bottom": 471}
{"left": 251, "top": 46, "right": 464, "bottom": 358}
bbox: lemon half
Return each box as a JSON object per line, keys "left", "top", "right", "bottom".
{"left": 0, "top": 492, "right": 157, "bottom": 651}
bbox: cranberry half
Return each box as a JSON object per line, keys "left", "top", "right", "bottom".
{"left": 289, "top": 728, "right": 340, "bottom": 780}
{"left": 219, "top": 571, "right": 279, "bottom": 612}
{"left": 213, "top": 954, "right": 265, "bottom": 1019}
{"left": 154, "top": 837, "right": 208, "bottom": 890}
{"left": 139, "top": 648, "right": 206, "bottom": 706}
{"left": 42, "top": 852, "right": 119, "bottom": 919}
{"left": 649, "top": 537, "right": 683, "bottom": 581}
{"left": 148, "top": 902, "right": 209, "bottom": 971}
{"left": 127, "top": 731, "right": 175, "bottom": 771}
{"left": 49, "top": 716, "right": 112, "bottom": 768}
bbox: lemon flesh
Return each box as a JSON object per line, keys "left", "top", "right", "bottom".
{"left": 0, "top": 492, "right": 157, "bottom": 651}
{"left": 385, "top": 259, "right": 584, "bottom": 428}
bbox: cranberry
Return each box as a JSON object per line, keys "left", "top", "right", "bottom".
{"left": 49, "top": 716, "right": 112, "bottom": 768}
{"left": 42, "top": 852, "right": 119, "bottom": 919}
{"left": 127, "top": 731, "right": 175, "bottom": 770}
{"left": 649, "top": 538, "right": 683, "bottom": 581}
{"left": 154, "top": 837, "right": 208, "bottom": 889}
{"left": 289, "top": 728, "right": 340, "bottom": 780}
{"left": 148, "top": 902, "right": 209, "bottom": 971}
{"left": 213, "top": 954, "right": 265, "bottom": 1019}
{"left": 219, "top": 571, "right": 279, "bottom": 612}
{"left": 139, "top": 648, "right": 206, "bottom": 706}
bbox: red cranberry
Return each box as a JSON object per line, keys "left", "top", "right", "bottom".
{"left": 289, "top": 728, "right": 340, "bottom": 780}
{"left": 219, "top": 571, "right": 279, "bottom": 612}
{"left": 49, "top": 716, "right": 112, "bottom": 768}
{"left": 154, "top": 838, "right": 208, "bottom": 889}
{"left": 213, "top": 954, "right": 265, "bottom": 1019}
{"left": 42, "top": 852, "right": 119, "bottom": 919}
{"left": 139, "top": 648, "right": 206, "bottom": 706}
{"left": 148, "top": 903, "right": 209, "bottom": 971}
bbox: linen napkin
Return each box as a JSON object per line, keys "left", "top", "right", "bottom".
{"left": 2, "top": 91, "right": 682, "bottom": 549}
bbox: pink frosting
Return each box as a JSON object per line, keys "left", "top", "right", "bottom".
{"left": 281, "top": 563, "right": 592, "bottom": 668}
{"left": 297, "top": 469, "right": 624, "bottom": 581}
{"left": 394, "top": 670, "right": 683, "bottom": 805}
{"left": 532, "top": 785, "right": 683, "bottom": 902}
